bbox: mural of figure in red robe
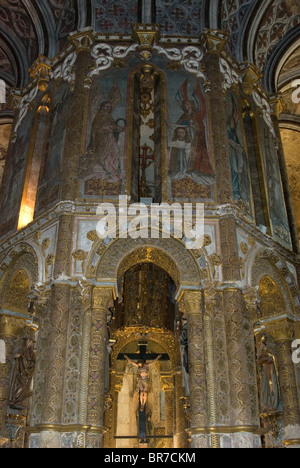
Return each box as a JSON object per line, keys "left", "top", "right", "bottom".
{"left": 168, "top": 79, "right": 215, "bottom": 186}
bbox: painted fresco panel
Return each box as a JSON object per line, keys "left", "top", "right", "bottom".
{"left": 225, "top": 92, "right": 253, "bottom": 217}
{"left": 164, "top": 71, "right": 215, "bottom": 201}
{"left": 36, "top": 83, "right": 70, "bottom": 214}
{"left": 260, "top": 121, "right": 291, "bottom": 246}
{"left": 0, "top": 109, "right": 34, "bottom": 234}
{"left": 79, "top": 66, "right": 131, "bottom": 199}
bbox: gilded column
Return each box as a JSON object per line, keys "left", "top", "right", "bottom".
{"left": 181, "top": 290, "right": 209, "bottom": 448}
{"left": 203, "top": 286, "right": 220, "bottom": 448}
{"left": 161, "top": 375, "right": 174, "bottom": 448}
{"left": 268, "top": 320, "right": 300, "bottom": 448}
{"left": 222, "top": 287, "right": 261, "bottom": 447}
{"left": 174, "top": 368, "right": 188, "bottom": 448}
{"left": 36, "top": 214, "right": 74, "bottom": 447}
{"left": 41, "top": 285, "right": 71, "bottom": 426}
{"left": 86, "top": 287, "right": 113, "bottom": 448}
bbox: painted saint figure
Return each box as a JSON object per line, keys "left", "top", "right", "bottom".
{"left": 169, "top": 79, "right": 215, "bottom": 185}
{"left": 124, "top": 354, "right": 162, "bottom": 411}
{"left": 80, "top": 80, "right": 125, "bottom": 182}
{"left": 226, "top": 95, "right": 251, "bottom": 204}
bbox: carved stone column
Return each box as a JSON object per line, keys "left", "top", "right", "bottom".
{"left": 174, "top": 368, "right": 188, "bottom": 448}
{"left": 34, "top": 214, "right": 74, "bottom": 446}
{"left": 181, "top": 290, "right": 209, "bottom": 448}
{"left": 161, "top": 375, "right": 174, "bottom": 448}
{"left": 86, "top": 286, "right": 113, "bottom": 448}
{"left": 41, "top": 284, "right": 71, "bottom": 426}
{"left": 268, "top": 320, "right": 300, "bottom": 448}
{"left": 222, "top": 287, "right": 261, "bottom": 447}
{"left": 203, "top": 285, "right": 220, "bottom": 448}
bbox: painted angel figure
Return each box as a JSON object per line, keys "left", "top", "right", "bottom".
{"left": 80, "top": 79, "right": 125, "bottom": 182}
{"left": 124, "top": 354, "right": 162, "bottom": 411}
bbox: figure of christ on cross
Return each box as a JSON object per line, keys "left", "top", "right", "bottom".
{"left": 118, "top": 342, "right": 169, "bottom": 441}
{"left": 124, "top": 354, "right": 162, "bottom": 411}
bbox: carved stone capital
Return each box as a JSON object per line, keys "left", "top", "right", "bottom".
{"left": 29, "top": 56, "right": 52, "bottom": 92}
{"left": 240, "top": 64, "right": 262, "bottom": 96}
{"left": 92, "top": 287, "right": 114, "bottom": 311}
{"left": 69, "top": 28, "right": 96, "bottom": 53}
{"left": 200, "top": 29, "right": 229, "bottom": 55}
{"left": 243, "top": 286, "right": 260, "bottom": 321}
{"left": 160, "top": 375, "right": 174, "bottom": 392}
{"left": 267, "top": 320, "right": 295, "bottom": 343}
{"left": 180, "top": 290, "right": 202, "bottom": 317}
{"left": 269, "top": 95, "right": 284, "bottom": 118}
{"left": 132, "top": 24, "right": 160, "bottom": 61}
{"left": 0, "top": 316, "right": 26, "bottom": 337}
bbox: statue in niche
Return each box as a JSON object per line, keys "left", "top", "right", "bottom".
{"left": 9, "top": 338, "right": 36, "bottom": 410}
{"left": 169, "top": 79, "right": 215, "bottom": 186}
{"left": 257, "top": 335, "right": 280, "bottom": 413}
{"left": 124, "top": 354, "right": 162, "bottom": 411}
{"left": 179, "top": 316, "right": 190, "bottom": 395}
{"left": 80, "top": 79, "right": 125, "bottom": 183}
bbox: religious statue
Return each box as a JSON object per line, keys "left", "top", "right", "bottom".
{"left": 124, "top": 354, "right": 162, "bottom": 411}
{"left": 180, "top": 317, "right": 189, "bottom": 374}
{"left": 179, "top": 317, "right": 190, "bottom": 395}
{"left": 9, "top": 338, "right": 36, "bottom": 410}
{"left": 257, "top": 335, "right": 280, "bottom": 413}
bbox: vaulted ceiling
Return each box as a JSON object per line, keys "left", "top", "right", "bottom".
{"left": 0, "top": 0, "right": 299, "bottom": 91}
{"left": 0, "top": 0, "right": 299, "bottom": 238}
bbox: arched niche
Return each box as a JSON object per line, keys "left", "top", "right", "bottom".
{"left": 250, "top": 250, "right": 295, "bottom": 318}
{"left": 0, "top": 247, "right": 39, "bottom": 314}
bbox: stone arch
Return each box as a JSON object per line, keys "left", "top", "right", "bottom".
{"left": 250, "top": 248, "right": 296, "bottom": 317}
{"left": 94, "top": 236, "right": 203, "bottom": 288}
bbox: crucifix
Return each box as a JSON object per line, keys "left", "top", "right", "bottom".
{"left": 117, "top": 341, "right": 169, "bottom": 442}
{"left": 138, "top": 0, "right": 156, "bottom": 24}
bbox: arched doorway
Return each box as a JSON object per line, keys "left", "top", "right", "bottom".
{"left": 103, "top": 262, "right": 188, "bottom": 449}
